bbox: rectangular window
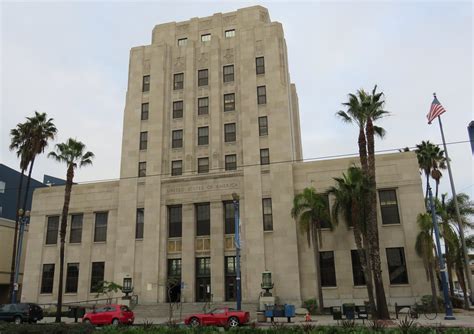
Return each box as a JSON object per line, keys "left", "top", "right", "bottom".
{"left": 320, "top": 251, "right": 337, "bottom": 287}
{"left": 177, "top": 38, "right": 187, "bottom": 46}
{"left": 379, "top": 189, "right": 400, "bottom": 225}
{"left": 223, "top": 65, "right": 234, "bottom": 83}
{"left": 142, "top": 75, "right": 150, "bottom": 92}
{"left": 225, "top": 155, "right": 237, "bottom": 171}
{"left": 196, "top": 203, "right": 210, "bottom": 236}
{"left": 262, "top": 198, "right": 273, "bottom": 231}
{"left": 45, "top": 216, "right": 59, "bottom": 245}
{"left": 173, "top": 101, "right": 183, "bottom": 119}
{"left": 225, "top": 29, "right": 235, "bottom": 38}
{"left": 94, "top": 212, "right": 108, "bottom": 242}
{"left": 40, "top": 264, "right": 55, "bottom": 294}
{"left": 256, "top": 57, "right": 265, "bottom": 75}
{"left": 351, "top": 250, "right": 367, "bottom": 286}
{"left": 138, "top": 162, "right": 146, "bottom": 177}
{"left": 260, "top": 148, "right": 270, "bottom": 165}
{"left": 258, "top": 116, "right": 268, "bottom": 136}
{"left": 223, "top": 201, "right": 235, "bottom": 234}
{"left": 172, "top": 130, "right": 183, "bottom": 148}
{"left": 171, "top": 160, "right": 182, "bottom": 176}
{"left": 198, "top": 97, "right": 209, "bottom": 115}
{"left": 168, "top": 259, "right": 182, "bottom": 277}
{"left": 69, "top": 214, "right": 83, "bottom": 244}
{"left": 168, "top": 205, "right": 182, "bottom": 238}
{"left": 198, "top": 127, "right": 209, "bottom": 145}
{"left": 173, "top": 73, "right": 184, "bottom": 90}
{"left": 136, "top": 208, "right": 144, "bottom": 239}
{"left": 198, "top": 69, "right": 208, "bottom": 86}
{"left": 224, "top": 123, "right": 236, "bottom": 142}
{"left": 198, "top": 157, "right": 209, "bottom": 174}
{"left": 0, "top": 181, "right": 5, "bottom": 193}
{"left": 225, "top": 256, "right": 237, "bottom": 301}
{"left": 319, "top": 194, "right": 331, "bottom": 229}
{"left": 196, "top": 257, "right": 211, "bottom": 301}
{"left": 90, "top": 262, "right": 105, "bottom": 293}
{"left": 65, "top": 263, "right": 79, "bottom": 293}
{"left": 224, "top": 93, "right": 235, "bottom": 112}
{"left": 196, "top": 257, "right": 211, "bottom": 276}
{"left": 139, "top": 131, "right": 148, "bottom": 150}
{"left": 141, "top": 103, "right": 149, "bottom": 120}
{"left": 257, "top": 86, "right": 267, "bottom": 104}
{"left": 386, "top": 247, "right": 409, "bottom": 284}
{"left": 201, "top": 34, "right": 211, "bottom": 42}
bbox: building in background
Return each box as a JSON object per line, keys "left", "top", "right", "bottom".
{"left": 22, "top": 6, "right": 430, "bottom": 308}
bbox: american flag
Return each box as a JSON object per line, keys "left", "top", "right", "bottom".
{"left": 427, "top": 93, "right": 447, "bottom": 124}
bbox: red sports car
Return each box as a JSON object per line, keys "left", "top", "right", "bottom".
{"left": 185, "top": 307, "right": 250, "bottom": 328}
{"left": 82, "top": 304, "right": 134, "bottom": 326}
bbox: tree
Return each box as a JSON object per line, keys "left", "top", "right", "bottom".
{"left": 414, "top": 213, "right": 438, "bottom": 311}
{"left": 415, "top": 141, "right": 447, "bottom": 201}
{"left": 48, "top": 138, "right": 94, "bottom": 322}
{"left": 8, "top": 112, "right": 57, "bottom": 301}
{"left": 291, "top": 187, "right": 330, "bottom": 313}
{"left": 327, "top": 166, "right": 376, "bottom": 317}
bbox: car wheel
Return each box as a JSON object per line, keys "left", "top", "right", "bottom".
{"left": 189, "top": 317, "right": 200, "bottom": 327}
{"left": 228, "top": 317, "right": 239, "bottom": 328}
{"left": 112, "top": 318, "right": 120, "bottom": 326}
{"left": 83, "top": 318, "right": 91, "bottom": 324}
{"left": 14, "top": 316, "right": 22, "bottom": 324}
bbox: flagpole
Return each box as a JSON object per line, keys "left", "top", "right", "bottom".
{"left": 437, "top": 114, "right": 473, "bottom": 306}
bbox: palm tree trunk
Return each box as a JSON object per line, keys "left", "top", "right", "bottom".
{"left": 311, "top": 225, "right": 324, "bottom": 312}
{"left": 358, "top": 127, "right": 368, "bottom": 174}
{"left": 444, "top": 241, "right": 454, "bottom": 297}
{"left": 8, "top": 168, "right": 26, "bottom": 302}
{"left": 455, "top": 265, "right": 469, "bottom": 309}
{"left": 435, "top": 180, "right": 440, "bottom": 200}
{"left": 362, "top": 236, "right": 377, "bottom": 318}
{"left": 428, "top": 263, "right": 439, "bottom": 311}
{"left": 55, "top": 165, "right": 74, "bottom": 323}
{"left": 21, "top": 157, "right": 35, "bottom": 211}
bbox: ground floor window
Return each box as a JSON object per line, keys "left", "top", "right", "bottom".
{"left": 320, "top": 251, "right": 337, "bottom": 287}
{"left": 196, "top": 257, "right": 211, "bottom": 302}
{"left": 350, "top": 250, "right": 366, "bottom": 286}
{"left": 167, "top": 259, "right": 181, "bottom": 303}
{"left": 386, "top": 247, "right": 409, "bottom": 284}
{"left": 225, "top": 256, "right": 237, "bottom": 301}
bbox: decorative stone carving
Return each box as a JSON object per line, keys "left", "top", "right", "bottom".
{"left": 199, "top": 19, "right": 212, "bottom": 30}
{"left": 260, "top": 11, "right": 269, "bottom": 22}
{"left": 223, "top": 15, "right": 236, "bottom": 26}
{"left": 198, "top": 53, "right": 209, "bottom": 66}
{"left": 212, "top": 151, "right": 219, "bottom": 159}
{"left": 143, "top": 60, "right": 150, "bottom": 72}
{"left": 255, "top": 40, "right": 264, "bottom": 55}
{"left": 177, "top": 24, "right": 189, "bottom": 34}
{"left": 174, "top": 57, "right": 185, "bottom": 71}
{"left": 223, "top": 48, "right": 234, "bottom": 63}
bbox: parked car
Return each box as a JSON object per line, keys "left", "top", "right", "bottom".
{"left": 82, "top": 304, "right": 134, "bottom": 325}
{"left": 184, "top": 307, "right": 250, "bottom": 328}
{"left": 0, "top": 303, "right": 43, "bottom": 324}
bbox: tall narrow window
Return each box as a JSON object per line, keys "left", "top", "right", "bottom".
{"left": 94, "top": 212, "right": 108, "bottom": 242}
{"left": 139, "top": 131, "right": 148, "bottom": 150}
{"left": 65, "top": 263, "right": 79, "bottom": 293}
{"left": 173, "top": 73, "right": 184, "bottom": 90}
{"left": 223, "top": 201, "right": 235, "bottom": 234}
{"left": 138, "top": 162, "right": 146, "bottom": 177}
{"left": 257, "top": 86, "right": 267, "bottom": 104}
{"left": 172, "top": 130, "right": 183, "bottom": 148}
{"left": 320, "top": 251, "right": 337, "bottom": 287}
{"left": 201, "top": 34, "right": 211, "bottom": 42}
{"left": 142, "top": 75, "right": 150, "bottom": 92}
{"left": 41, "top": 264, "right": 55, "bottom": 294}
{"left": 141, "top": 103, "right": 149, "bottom": 120}
{"left": 224, "top": 123, "right": 236, "bottom": 142}
{"left": 198, "top": 157, "right": 209, "bottom": 173}
{"left": 319, "top": 194, "right": 331, "bottom": 229}
{"left": 224, "top": 93, "right": 235, "bottom": 112}
{"left": 177, "top": 38, "right": 187, "bottom": 46}
{"left": 69, "top": 214, "right": 83, "bottom": 243}
{"left": 136, "top": 208, "right": 144, "bottom": 239}
{"left": 90, "top": 262, "right": 105, "bottom": 293}
{"left": 351, "top": 250, "right": 367, "bottom": 286}
{"left": 196, "top": 257, "right": 211, "bottom": 302}
{"left": 225, "top": 256, "right": 237, "bottom": 301}
{"left": 198, "top": 127, "right": 209, "bottom": 145}
{"left": 260, "top": 148, "right": 270, "bottom": 165}
{"left": 262, "top": 198, "right": 273, "bottom": 231}
{"left": 258, "top": 116, "right": 268, "bottom": 136}
{"left": 225, "top": 155, "right": 237, "bottom": 171}
{"left": 173, "top": 101, "right": 183, "bottom": 119}
{"left": 386, "top": 247, "right": 409, "bottom": 284}
{"left": 196, "top": 203, "right": 210, "bottom": 236}
{"left": 223, "top": 65, "right": 234, "bottom": 83}
{"left": 168, "top": 205, "right": 182, "bottom": 238}
{"left": 198, "top": 97, "right": 209, "bottom": 115}
{"left": 198, "top": 69, "right": 209, "bottom": 86}
{"left": 379, "top": 189, "right": 400, "bottom": 225}
{"left": 167, "top": 259, "right": 182, "bottom": 302}
{"left": 45, "top": 216, "right": 59, "bottom": 245}
{"left": 171, "top": 160, "right": 182, "bottom": 176}
{"left": 225, "top": 29, "right": 235, "bottom": 38}
{"left": 256, "top": 57, "right": 265, "bottom": 75}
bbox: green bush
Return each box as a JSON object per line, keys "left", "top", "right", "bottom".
{"left": 302, "top": 299, "right": 318, "bottom": 315}
{"left": 0, "top": 322, "right": 94, "bottom": 334}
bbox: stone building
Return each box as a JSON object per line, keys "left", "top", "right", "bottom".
{"left": 22, "top": 6, "right": 430, "bottom": 308}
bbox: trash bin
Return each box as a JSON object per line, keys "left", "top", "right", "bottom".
{"left": 332, "top": 306, "right": 342, "bottom": 320}
{"left": 343, "top": 303, "right": 355, "bottom": 320}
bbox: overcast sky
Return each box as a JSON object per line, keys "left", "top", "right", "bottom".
{"left": 1, "top": 1, "right": 472, "bottom": 200}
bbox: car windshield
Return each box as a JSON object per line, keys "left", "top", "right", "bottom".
{"left": 120, "top": 306, "right": 130, "bottom": 312}
{"left": 209, "top": 308, "right": 225, "bottom": 314}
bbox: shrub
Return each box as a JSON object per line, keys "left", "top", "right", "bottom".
{"left": 0, "top": 323, "right": 94, "bottom": 334}
{"left": 302, "top": 299, "right": 318, "bottom": 315}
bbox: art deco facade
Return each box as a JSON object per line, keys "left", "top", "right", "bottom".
{"left": 22, "top": 6, "right": 430, "bottom": 307}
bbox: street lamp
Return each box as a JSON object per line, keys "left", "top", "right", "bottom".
{"left": 122, "top": 277, "right": 133, "bottom": 299}
{"left": 12, "top": 209, "right": 30, "bottom": 304}
{"left": 232, "top": 192, "right": 241, "bottom": 311}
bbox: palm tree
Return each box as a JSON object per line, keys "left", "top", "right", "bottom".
{"left": 415, "top": 213, "right": 438, "bottom": 311}
{"left": 415, "top": 141, "right": 447, "bottom": 201}
{"left": 48, "top": 138, "right": 94, "bottom": 322}
{"left": 291, "top": 187, "right": 331, "bottom": 313}
{"left": 327, "top": 166, "right": 376, "bottom": 317}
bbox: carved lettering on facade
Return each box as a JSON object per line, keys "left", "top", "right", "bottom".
{"left": 166, "top": 182, "right": 239, "bottom": 194}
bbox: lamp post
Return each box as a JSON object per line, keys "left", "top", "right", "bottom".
{"left": 12, "top": 209, "right": 30, "bottom": 304}
{"left": 232, "top": 193, "right": 241, "bottom": 311}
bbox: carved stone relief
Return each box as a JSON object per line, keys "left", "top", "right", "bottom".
{"left": 177, "top": 24, "right": 189, "bottom": 34}
{"left": 223, "top": 15, "right": 236, "bottom": 26}
{"left": 199, "top": 19, "right": 212, "bottom": 30}
{"left": 260, "top": 11, "right": 269, "bottom": 22}
{"left": 255, "top": 40, "right": 264, "bottom": 55}
{"left": 174, "top": 57, "right": 185, "bottom": 71}
{"left": 223, "top": 48, "right": 234, "bottom": 63}
{"left": 198, "top": 53, "right": 209, "bottom": 67}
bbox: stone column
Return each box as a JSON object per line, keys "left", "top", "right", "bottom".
{"left": 210, "top": 201, "right": 224, "bottom": 302}
{"left": 181, "top": 204, "right": 195, "bottom": 302}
